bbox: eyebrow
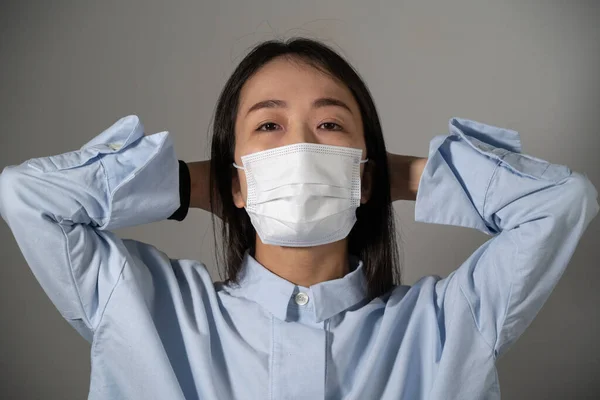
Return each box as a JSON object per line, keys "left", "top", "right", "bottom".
{"left": 246, "top": 99, "right": 287, "bottom": 115}
{"left": 246, "top": 97, "right": 353, "bottom": 115}
{"left": 312, "top": 97, "right": 352, "bottom": 114}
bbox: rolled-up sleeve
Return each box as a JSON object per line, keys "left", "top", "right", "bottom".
{"left": 416, "top": 117, "right": 599, "bottom": 359}
{"left": 0, "top": 115, "right": 181, "bottom": 341}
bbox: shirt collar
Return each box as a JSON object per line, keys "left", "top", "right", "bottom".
{"left": 227, "top": 251, "right": 368, "bottom": 323}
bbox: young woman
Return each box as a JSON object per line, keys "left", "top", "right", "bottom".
{"left": 0, "top": 38, "right": 597, "bottom": 400}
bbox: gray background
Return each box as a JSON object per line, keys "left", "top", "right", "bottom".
{"left": 1, "top": 1, "right": 599, "bottom": 399}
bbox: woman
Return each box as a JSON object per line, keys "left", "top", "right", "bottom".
{"left": 0, "top": 38, "right": 597, "bottom": 400}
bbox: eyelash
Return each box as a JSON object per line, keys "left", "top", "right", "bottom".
{"left": 256, "top": 122, "right": 344, "bottom": 132}
{"left": 256, "top": 122, "right": 281, "bottom": 132}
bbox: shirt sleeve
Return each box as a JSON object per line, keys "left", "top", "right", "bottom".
{"left": 0, "top": 115, "right": 181, "bottom": 341}
{"left": 416, "top": 117, "right": 599, "bottom": 359}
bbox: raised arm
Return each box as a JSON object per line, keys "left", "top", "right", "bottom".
{"left": 407, "top": 118, "right": 598, "bottom": 360}
{"left": 0, "top": 116, "right": 182, "bottom": 341}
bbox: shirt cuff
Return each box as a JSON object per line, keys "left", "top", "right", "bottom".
{"left": 168, "top": 160, "right": 191, "bottom": 221}
{"left": 414, "top": 117, "right": 572, "bottom": 235}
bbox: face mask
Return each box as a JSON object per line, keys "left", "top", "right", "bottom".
{"left": 233, "top": 143, "right": 368, "bottom": 247}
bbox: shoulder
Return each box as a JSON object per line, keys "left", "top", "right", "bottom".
{"left": 389, "top": 275, "right": 442, "bottom": 296}
{"left": 120, "top": 238, "right": 214, "bottom": 287}
{"left": 382, "top": 275, "right": 443, "bottom": 307}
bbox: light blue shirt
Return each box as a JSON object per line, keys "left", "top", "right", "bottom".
{"left": 0, "top": 116, "right": 597, "bottom": 400}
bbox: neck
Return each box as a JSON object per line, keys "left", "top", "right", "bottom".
{"left": 253, "top": 237, "right": 350, "bottom": 287}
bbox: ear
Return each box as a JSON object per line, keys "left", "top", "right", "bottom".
{"left": 232, "top": 172, "right": 246, "bottom": 208}
{"left": 360, "top": 160, "right": 374, "bottom": 204}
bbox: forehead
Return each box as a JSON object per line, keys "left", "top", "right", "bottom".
{"left": 237, "top": 56, "right": 358, "bottom": 111}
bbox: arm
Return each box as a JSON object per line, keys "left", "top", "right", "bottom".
{"left": 388, "top": 153, "right": 427, "bottom": 202}
{"left": 187, "top": 161, "right": 212, "bottom": 211}
{"left": 414, "top": 118, "right": 598, "bottom": 359}
{"left": 0, "top": 116, "right": 181, "bottom": 341}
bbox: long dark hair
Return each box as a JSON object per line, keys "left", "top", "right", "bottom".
{"left": 209, "top": 38, "right": 401, "bottom": 300}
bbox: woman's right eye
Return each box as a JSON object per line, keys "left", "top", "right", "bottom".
{"left": 256, "top": 122, "right": 281, "bottom": 132}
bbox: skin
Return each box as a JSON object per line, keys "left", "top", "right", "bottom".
{"left": 188, "top": 56, "right": 427, "bottom": 287}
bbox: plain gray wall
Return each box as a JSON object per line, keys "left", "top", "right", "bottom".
{"left": 1, "top": 1, "right": 599, "bottom": 399}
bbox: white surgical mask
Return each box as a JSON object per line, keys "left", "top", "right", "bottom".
{"left": 233, "top": 143, "right": 368, "bottom": 247}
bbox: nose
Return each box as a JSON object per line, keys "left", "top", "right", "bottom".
{"left": 286, "top": 122, "right": 319, "bottom": 145}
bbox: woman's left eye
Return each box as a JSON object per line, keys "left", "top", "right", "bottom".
{"left": 318, "top": 122, "right": 343, "bottom": 131}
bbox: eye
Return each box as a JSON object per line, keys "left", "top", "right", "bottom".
{"left": 256, "top": 122, "right": 282, "bottom": 132}
{"left": 318, "top": 122, "right": 343, "bottom": 131}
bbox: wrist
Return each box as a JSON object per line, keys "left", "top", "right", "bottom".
{"left": 188, "top": 161, "right": 211, "bottom": 211}
{"left": 409, "top": 157, "right": 427, "bottom": 196}
{"left": 388, "top": 153, "right": 427, "bottom": 202}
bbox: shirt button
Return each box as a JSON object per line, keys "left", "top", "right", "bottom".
{"left": 294, "top": 292, "right": 309, "bottom": 306}
{"left": 107, "top": 143, "right": 122, "bottom": 151}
